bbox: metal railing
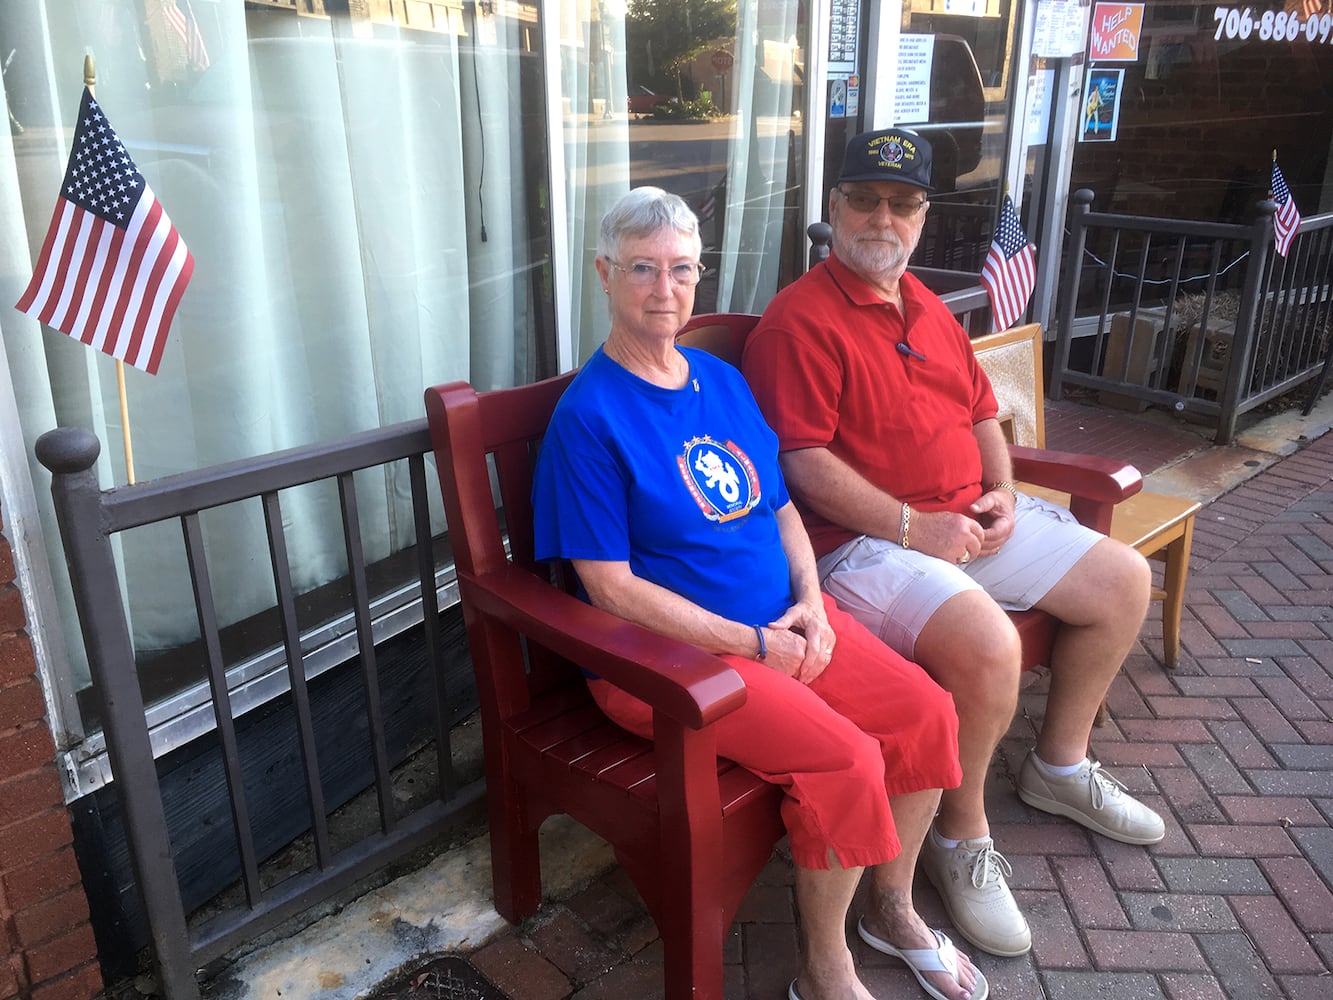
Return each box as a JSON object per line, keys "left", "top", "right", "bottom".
{"left": 1052, "top": 188, "right": 1333, "bottom": 443}
{"left": 36, "top": 421, "right": 484, "bottom": 1000}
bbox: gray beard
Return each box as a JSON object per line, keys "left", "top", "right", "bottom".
{"left": 839, "top": 232, "right": 911, "bottom": 281}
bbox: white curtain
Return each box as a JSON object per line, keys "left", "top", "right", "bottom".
{"left": 717, "top": 2, "right": 802, "bottom": 313}
{"left": 560, "top": 2, "right": 628, "bottom": 364}
{"left": 0, "top": 0, "right": 535, "bottom": 679}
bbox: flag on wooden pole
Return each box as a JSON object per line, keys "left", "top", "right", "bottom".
{"left": 980, "top": 193, "right": 1036, "bottom": 332}
{"left": 1270, "top": 154, "right": 1301, "bottom": 258}
{"left": 15, "top": 87, "right": 193, "bottom": 375}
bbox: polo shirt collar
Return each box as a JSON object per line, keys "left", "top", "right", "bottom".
{"left": 825, "top": 251, "right": 921, "bottom": 311}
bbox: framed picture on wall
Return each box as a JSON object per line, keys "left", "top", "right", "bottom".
{"left": 1080, "top": 67, "right": 1124, "bottom": 142}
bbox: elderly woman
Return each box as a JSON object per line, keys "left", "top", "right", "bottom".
{"left": 533, "top": 187, "right": 986, "bottom": 1000}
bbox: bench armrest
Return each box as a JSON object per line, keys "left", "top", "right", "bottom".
{"left": 461, "top": 564, "right": 747, "bottom": 731}
{"left": 1009, "top": 445, "right": 1144, "bottom": 533}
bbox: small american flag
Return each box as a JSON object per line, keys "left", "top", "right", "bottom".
{"left": 164, "top": 0, "right": 210, "bottom": 73}
{"left": 980, "top": 194, "right": 1036, "bottom": 332}
{"left": 1271, "top": 158, "right": 1301, "bottom": 258}
{"left": 15, "top": 89, "right": 193, "bottom": 375}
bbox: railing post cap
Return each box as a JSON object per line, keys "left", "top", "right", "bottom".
{"left": 35, "top": 427, "right": 101, "bottom": 474}
{"left": 1073, "top": 189, "right": 1095, "bottom": 205}
{"left": 807, "top": 221, "right": 832, "bottom": 244}
{"left": 1255, "top": 198, "right": 1277, "bottom": 217}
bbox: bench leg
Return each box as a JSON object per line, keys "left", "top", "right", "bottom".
{"left": 1159, "top": 518, "right": 1195, "bottom": 669}
{"left": 486, "top": 769, "right": 544, "bottom": 922}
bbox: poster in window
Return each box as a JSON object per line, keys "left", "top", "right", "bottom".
{"left": 1088, "top": 2, "right": 1144, "bottom": 61}
{"left": 1079, "top": 67, "right": 1123, "bottom": 142}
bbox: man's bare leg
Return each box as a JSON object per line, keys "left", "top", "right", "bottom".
{"left": 1032, "top": 538, "right": 1151, "bottom": 764}
{"left": 912, "top": 589, "right": 1021, "bottom": 841}
{"left": 1015, "top": 537, "right": 1164, "bottom": 845}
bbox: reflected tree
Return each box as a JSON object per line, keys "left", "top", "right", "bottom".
{"left": 626, "top": 0, "right": 736, "bottom": 101}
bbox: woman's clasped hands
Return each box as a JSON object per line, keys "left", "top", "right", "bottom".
{"left": 758, "top": 598, "right": 837, "bottom": 684}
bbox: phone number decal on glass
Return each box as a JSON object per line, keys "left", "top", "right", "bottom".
{"left": 1214, "top": 6, "right": 1333, "bottom": 41}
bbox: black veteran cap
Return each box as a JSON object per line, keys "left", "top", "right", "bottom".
{"left": 837, "top": 128, "right": 933, "bottom": 191}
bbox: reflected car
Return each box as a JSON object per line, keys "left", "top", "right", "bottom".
{"left": 628, "top": 86, "right": 679, "bottom": 116}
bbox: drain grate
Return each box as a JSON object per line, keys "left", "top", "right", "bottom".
{"left": 373, "top": 956, "right": 510, "bottom": 1000}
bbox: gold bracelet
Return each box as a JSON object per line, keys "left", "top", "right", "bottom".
{"left": 987, "top": 480, "right": 1019, "bottom": 502}
{"left": 899, "top": 502, "right": 911, "bottom": 550}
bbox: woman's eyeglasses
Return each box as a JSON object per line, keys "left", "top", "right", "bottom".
{"left": 837, "top": 188, "right": 928, "bottom": 218}
{"left": 611, "top": 261, "right": 706, "bottom": 286}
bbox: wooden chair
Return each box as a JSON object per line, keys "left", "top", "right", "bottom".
{"left": 423, "top": 375, "right": 785, "bottom": 1000}
{"left": 972, "top": 323, "right": 1201, "bottom": 668}
{"left": 676, "top": 313, "right": 1146, "bottom": 678}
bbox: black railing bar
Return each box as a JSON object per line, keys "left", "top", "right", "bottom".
{"left": 337, "top": 473, "right": 396, "bottom": 834}
{"left": 1234, "top": 365, "right": 1328, "bottom": 415}
{"left": 1161, "top": 234, "right": 1189, "bottom": 331}
{"left": 1287, "top": 210, "right": 1333, "bottom": 233}
{"left": 262, "top": 490, "right": 333, "bottom": 868}
{"left": 67, "top": 566, "right": 462, "bottom": 793}
{"left": 1196, "top": 242, "right": 1223, "bottom": 345}
{"left": 1302, "top": 282, "right": 1333, "bottom": 412}
{"left": 182, "top": 512, "right": 263, "bottom": 908}
{"left": 937, "top": 285, "right": 990, "bottom": 314}
{"left": 96, "top": 421, "right": 434, "bottom": 533}
{"left": 1215, "top": 201, "right": 1275, "bottom": 444}
{"left": 188, "top": 781, "right": 486, "bottom": 965}
{"left": 1050, "top": 190, "right": 1094, "bottom": 397}
{"left": 1056, "top": 370, "right": 1220, "bottom": 417}
{"left": 1177, "top": 245, "right": 1225, "bottom": 399}
{"left": 1081, "top": 212, "right": 1254, "bottom": 240}
{"left": 1145, "top": 239, "right": 1188, "bottom": 394}
{"left": 409, "top": 454, "right": 456, "bottom": 803}
{"left": 1290, "top": 229, "right": 1326, "bottom": 373}
{"left": 1112, "top": 234, "right": 1155, "bottom": 384}
{"left": 34, "top": 429, "right": 201, "bottom": 1000}
{"left": 1092, "top": 229, "right": 1122, "bottom": 368}
{"left": 1270, "top": 236, "right": 1306, "bottom": 381}
{"left": 1083, "top": 206, "right": 1333, "bottom": 242}
{"left": 1307, "top": 235, "right": 1333, "bottom": 370}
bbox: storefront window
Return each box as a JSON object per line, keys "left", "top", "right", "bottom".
{"left": 0, "top": 1, "right": 550, "bottom": 733}
{"left": 899, "top": 0, "right": 1022, "bottom": 272}
{"left": 1069, "top": 0, "right": 1333, "bottom": 221}
{"left": 559, "top": 0, "right": 809, "bottom": 362}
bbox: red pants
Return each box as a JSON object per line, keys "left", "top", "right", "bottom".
{"left": 588, "top": 595, "right": 960, "bottom": 870}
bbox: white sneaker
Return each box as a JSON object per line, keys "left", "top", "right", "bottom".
{"left": 919, "top": 833, "right": 1032, "bottom": 957}
{"left": 1017, "top": 751, "right": 1166, "bottom": 845}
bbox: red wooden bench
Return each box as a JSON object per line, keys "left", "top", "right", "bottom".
{"left": 424, "top": 375, "right": 785, "bottom": 1000}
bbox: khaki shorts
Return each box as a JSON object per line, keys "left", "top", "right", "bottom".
{"left": 816, "top": 493, "right": 1101, "bottom": 660}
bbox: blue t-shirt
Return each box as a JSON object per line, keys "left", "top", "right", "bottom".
{"left": 533, "top": 346, "right": 794, "bottom": 626}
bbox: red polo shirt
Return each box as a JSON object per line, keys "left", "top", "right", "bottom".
{"left": 742, "top": 253, "right": 998, "bottom": 556}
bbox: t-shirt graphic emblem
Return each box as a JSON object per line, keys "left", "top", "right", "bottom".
{"left": 677, "top": 435, "right": 761, "bottom": 523}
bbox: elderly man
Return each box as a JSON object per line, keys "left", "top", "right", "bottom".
{"left": 741, "top": 128, "right": 1164, "bottom": 958}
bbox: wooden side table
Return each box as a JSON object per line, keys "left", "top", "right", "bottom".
{"left": 1020, "top": 485, "right": 1200, "bottom": 667}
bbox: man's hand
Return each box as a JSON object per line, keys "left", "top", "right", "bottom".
{"left": 968, "top": 488, "right": 1016, "bottom": 556}
{"left": 909, "top": 508, "right": 986, "bottom": 565}
{"left": 763, "top": 599, "right": 836, "bottom": 684}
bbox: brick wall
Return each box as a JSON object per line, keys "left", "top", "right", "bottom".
{"left": 0, "top": 504, "right": 102, "bottom": 1000}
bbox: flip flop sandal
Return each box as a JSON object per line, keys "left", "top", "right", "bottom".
{"left": 857, "top": 918, "right": 989, "bottom": 1000}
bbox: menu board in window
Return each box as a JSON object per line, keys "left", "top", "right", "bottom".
{"left": 829, "top": 0, "right": 862, "bottom": 73}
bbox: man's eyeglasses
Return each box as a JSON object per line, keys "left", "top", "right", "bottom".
{"left": 837, "top": 188, "right": 928, "bottom": 218}
{"left": 611, "top": 261, "right": 707, "bottom": 286}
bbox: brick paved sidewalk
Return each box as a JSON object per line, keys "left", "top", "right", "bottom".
{"left": 457, "top": 433, "right": 1333, "bottom": 1000}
